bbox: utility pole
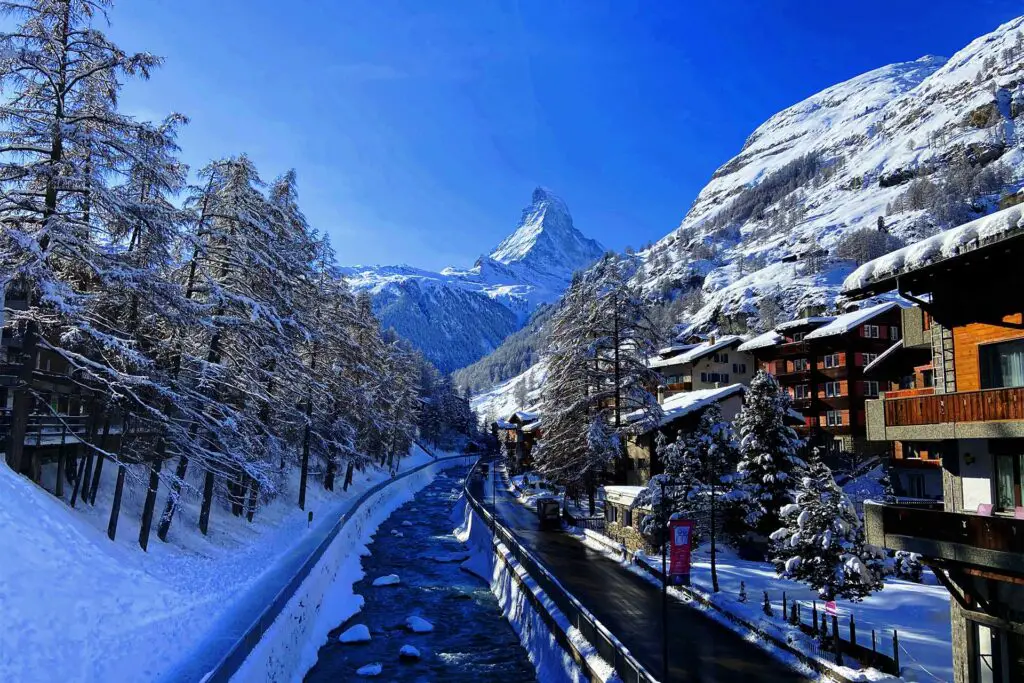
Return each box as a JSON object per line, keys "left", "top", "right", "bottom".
{"left": 661, "top": 478, "right": 668, "bottom": 683}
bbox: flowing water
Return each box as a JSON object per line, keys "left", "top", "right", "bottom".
{"left": 304, "top": 468, "right": 537, "bottom": 682}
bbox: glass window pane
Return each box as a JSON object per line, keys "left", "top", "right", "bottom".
{"left": 976, "top": 623, "right": 995, "bottom": 683}
{"left": 996, "top": 455, "right": 1016, "bottom": 511}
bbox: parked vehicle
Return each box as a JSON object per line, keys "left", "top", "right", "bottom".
{"left": 536, "top": 497, "right": 561, "bottom": 530}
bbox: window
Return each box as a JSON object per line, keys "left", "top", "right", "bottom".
{"left": 862, "top": 353, "right": 878, "bottom": 366}
{"left": 712, "top": 352, "right": 729, "bottom": 363}
{"left": 792, "top": 332, "right": 806, "bottom": 342}
{"left": 980, "top": 338, "right": 1024, "bottom": 389}
{"left": 826, "top": 410, "right": 843, "bottom": 426}
{"left": 623, "top": 507, "right": 633, "bottom": 528}
{"left": 793, "top": 358, "right": 809, "bottom": 371}
{"left": 824, "top": 381, "right": 842, "bottom": 397}
{"left": 864, "top": 324, "right": 880, "bottom": 338}
{"left": 970, "top": 622, "right": 1023, "bottom": 683}
{"left": 700, "top": 372, "right": 707, "bottom": 383}
{"left": 864, "top": 381, "right": 879, "bottom": 397}
{"left": 824, "top": 353, "right": 841, "bottom": 369}
{"left": 793, "top": 384, "right": 809, "bottom": 399}
{"left": 890, "top": 326, "right": 901, "bottom": 341}
{"left": 994, "top": 453, "right": 1022, "bottom": 512}
{"left": 732, "top": 363, "right": 747, "bottom": 374}
{"left": 722, "top": 373, "right": 729, "bottom": 384}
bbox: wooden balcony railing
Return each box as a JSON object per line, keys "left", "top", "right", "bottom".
{"left": 867, "top": 502, "right": 1024, "bottom": 558}
{"left": 881, "top": 387, "right": 935, "bottom": 400}
{"left": 883, "top": 386, "right": 1024, "bottom": 427}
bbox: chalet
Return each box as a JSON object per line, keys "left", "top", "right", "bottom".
{"left": 647, "top": 335, "right": 755, "bottom": 401}
{"left": 737, "top": 301, "right": 904, "bottom": 460}
{"left": 622, "top": 383, "right": 745, "bottom": 486}
{"left": 843, "top": 206, "right": 1024, "bottom": 683}
{"left": 493, "top": 410, "right": 540, "bottom": 474}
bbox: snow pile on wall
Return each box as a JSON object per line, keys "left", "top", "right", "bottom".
{"left": 456, "top": 497, "right": 600, "bottom": 683}
{"left": 228, "top": 456, "right": 475, "bottom": 683}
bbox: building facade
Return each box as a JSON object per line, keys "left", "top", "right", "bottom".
{"left": 738, "top": 302, "right": 903, "bottom": 460}
{"left": 846, "top": 209, "right": 1024, "bottom": 683}
{"left": 648, "top": 336, "right": 755, "bottom": 400}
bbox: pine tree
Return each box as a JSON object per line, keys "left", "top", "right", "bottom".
{"left": 734, "top": 371, "right": 807, "bottom": 537}
{"left": 769, "top": 455, "right": 884, "bottom": 601}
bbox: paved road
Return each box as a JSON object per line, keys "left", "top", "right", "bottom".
{"left": 468, "top": 458, "right": 812, "bottom": 683}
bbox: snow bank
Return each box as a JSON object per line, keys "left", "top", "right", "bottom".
{"left": 457, "top": 493, "right": 599, "bottom": 683}
{"left": 225, "top": 455, "right": 475, "bottom": 683}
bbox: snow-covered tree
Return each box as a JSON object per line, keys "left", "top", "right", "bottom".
{"left": 770, "top": 455, "right": 885, "bottom": 601}
{"left": 734, "top": 371, "right": 807, "bottom": 537}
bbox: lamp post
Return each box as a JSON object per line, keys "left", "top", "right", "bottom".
{"left": 661, "top": 478, "right": 668, "bottom": 683}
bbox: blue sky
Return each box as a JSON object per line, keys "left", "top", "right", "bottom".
{"left": 109, "top": 1, "right": 1024, "bottom": 271}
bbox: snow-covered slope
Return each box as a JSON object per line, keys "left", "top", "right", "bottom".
{"left": 632, "top": 15, "right": 1024, "bottom": 332}
{"left": 341, "top": 188, "right": 604, "bottom": 372}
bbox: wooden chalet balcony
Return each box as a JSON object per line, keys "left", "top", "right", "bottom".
{"left": 864, "top": 502, "right": 1024, "bottom": 575}
{"left": 884, "top": 387, "right": 1024, "bottom": 427}
{"left": 664, "top": 381, "right": 692, "bottom": 393}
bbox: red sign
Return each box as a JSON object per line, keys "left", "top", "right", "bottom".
{"left": 825, "top": 600, "right": 838, "bottom": 615}
{"left": 668, "top": 519, "right": 694, "bottom": 586}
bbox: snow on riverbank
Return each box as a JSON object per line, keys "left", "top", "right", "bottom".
{"left": 0, "top": 447, "right": 439, "bottom": 683}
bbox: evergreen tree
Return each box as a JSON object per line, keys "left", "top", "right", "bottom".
{"left": 734, "top": 371, "right": 807, "bottom": 537}
{"left": 769, "top": 455, "right": 885, "bottom": 601}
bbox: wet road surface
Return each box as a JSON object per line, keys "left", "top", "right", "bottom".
{"left": 468, "top": 458, "right": 813, "bottom": 683}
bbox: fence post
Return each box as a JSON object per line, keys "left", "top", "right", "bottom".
{"left": 783, "top": 591, "right": 787, "bottom": 617}
{"left": 849, "top": 613, "right": 856, "bottom": 646}
{"left": 893, "top": 629, "right": 900, "bottom": 674}
{"left": 833, "top": 614, "right": 842, "bottom": 666}
{"left": 763, "top": 591, "right": 772, "bottom": 617}
{"left": 872, "top": 629, "right": 877, "bottom": 654}
{"left": 812, "top": 601, "right": 818, "bottom": 634}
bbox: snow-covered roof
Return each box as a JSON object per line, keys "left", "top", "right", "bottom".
{"left": 647, "top": 335, "right": 744, "bottom": 369}
{"left": 843, "top": 206, "right": 1024, "bottom": 294}
{"left": 803, "top": 302, "right": 902, "bottom": 340}
{"left": 864, "top": 340, "right": 904, "bottom": 375}
{"left": 494, "top": 420, "right": 516, "bottom": 429}
{"left": 775, "top": 316, "right": 834, "bottom": 332}
{"left": 629, "top": 384, "right": 746, "bottom": 433}
{"left": 603, "top": 485, "right": 647, "bottom": 506}
{"left": 656, "top": 343, "right": 699, "bottom": 356}
{"left": 521, "top": 420, "right": 541, "bottom": 433}
{"left": 507, "top": 410, "right": 539, "bottom": 423}
{"left": 737, "top": 330, "right": 783, "bottom": 352}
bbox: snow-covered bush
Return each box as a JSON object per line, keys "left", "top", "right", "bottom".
{"left": 769, "top": 455, "right": 884, "bottom": 601}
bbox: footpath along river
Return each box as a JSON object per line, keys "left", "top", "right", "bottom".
{"left": 304, "top": 468, "right": 537, "bottom": 682}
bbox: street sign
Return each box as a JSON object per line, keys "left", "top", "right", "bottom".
{"left": 667, "top": 519, "right": 694, "bottom": 586}
{"left": 825, "top": 600, "right": 838, "bottom": 615}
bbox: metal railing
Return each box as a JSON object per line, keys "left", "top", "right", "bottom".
{"left": 464, "top": 459, "right": 657, "bottom": 683}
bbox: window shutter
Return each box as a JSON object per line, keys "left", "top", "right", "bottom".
{"left": 838, "top": 352, "right": 846, "bottom": 365}
{"left": 855, "top": 352, "right": 863, "bottom": 366}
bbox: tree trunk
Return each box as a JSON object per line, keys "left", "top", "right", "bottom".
{"left": 245, "top": 481, "right": 258, "bottom": 523}
{"left": 69, "top": 453, "right": 87, "bottom": 508}
{"left": 324, "top": 457, "right": 336, "bottom": 491}
{"left": 343, "top": 462, "right": 354, "bottom": 491}
{"left": 588, "top": 477, "right": 596, "bottom": 517}
{"left": 107, "top": 463, "right": 126, "bottom": 541}
{"left": 156, "top": 454, "right": 189, "bottom": 542}
{"left": 299, "top": 399, "right": 312, "bottom": 509}
{"left": 88, "top": 417, "right": 112, "bottom": 505}
{"left": 710, "top": 484, "right": 719, "bottom": 593}
{"left": 229, "top": 473, "right": 246, "bottom": 516}
{"left": 55, "top": 425, "right": 67, "bottom": 499}
{"left": 139, "top": 459, "right": 162, "bottom": 552}
{"left": 199, "top": 470, "right": 215, "bottom": 535}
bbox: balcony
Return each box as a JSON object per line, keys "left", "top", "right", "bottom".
{"left": 864, "top": 502, "right": 1024, "bottom": 575}
{"left": 866, "top": 386, "right": 1024, "bottom": 441}
{"left": 881, "top": 387, "right": 935, "bottom": 400}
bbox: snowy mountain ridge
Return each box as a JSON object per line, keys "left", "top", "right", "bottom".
{"left": 630, "top": 15, "right": 1024, "bottom": 332}
{"left": 341, "top": 187, "right": 604, "bottom": 372}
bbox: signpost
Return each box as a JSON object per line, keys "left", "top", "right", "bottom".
{"left": 668, "top": 518, "right": 694, "bottom": 586}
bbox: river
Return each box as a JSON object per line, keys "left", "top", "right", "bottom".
{"left": 304, "top": 468, "right": 537, "bottom": 682}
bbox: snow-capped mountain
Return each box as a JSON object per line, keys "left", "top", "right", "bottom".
{"left": 462, "top": 15, "right": 1024, "bottom": 395}
{"left": 631, "top": 15, "right": 1024, "bottom": 332}
{"left": 341, "top": 187, "right": 604, "bottom": 373}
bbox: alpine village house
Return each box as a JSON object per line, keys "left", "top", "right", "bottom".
{"left": 845, "top": 206, "right": 1024, "bottom": 683}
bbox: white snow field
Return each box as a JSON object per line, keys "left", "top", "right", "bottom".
{"left": 0, "top": 445, "right": 447, "bottom": 683}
